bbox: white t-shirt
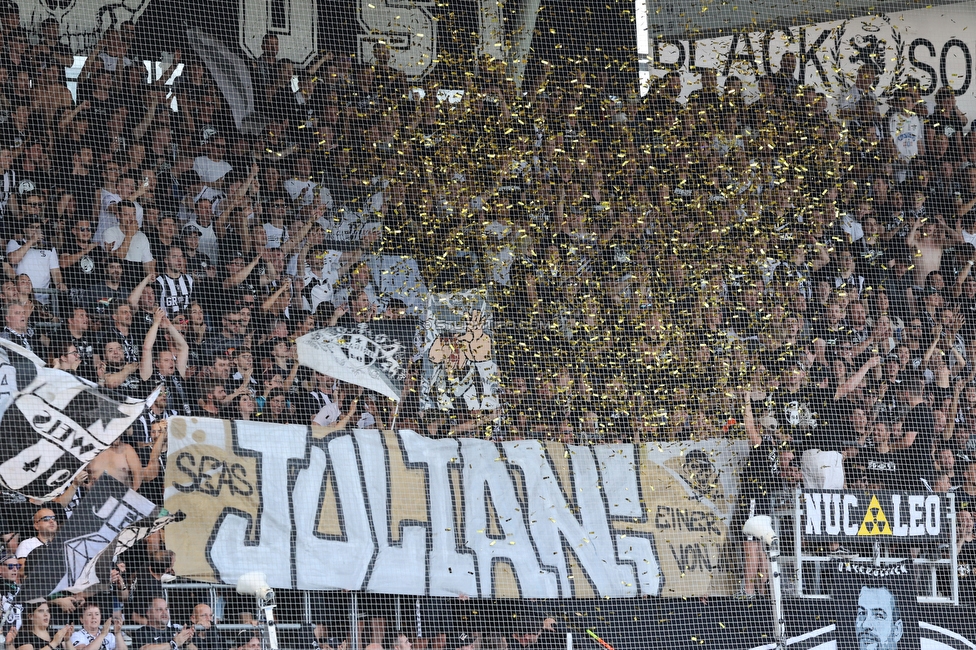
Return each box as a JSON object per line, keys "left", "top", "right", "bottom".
{"left": 283, "top": 178, "right": 334, "bottom": 210}
{"left": 97, "top": 52, "right": 133, "bottom": 72}
{"left": 71, "top": 627, "right": 118, "bottom": 650}
{"left": 840, "top": 214, "right": 864, "bottom": 243}
{"left": 103, "top": 228, "right": 154, "bottom": 264}
{"left": 890, "top": 111, "right": 924, "bottom": 162}
{"left": 311, "top": 393, "right": 341, "bottom": 426}
{"left": 0, "top": 170, "right": 15, "bottom": 217}
{"left": 303, "top": 250, "right": 344, "bottom": 312}
{"left": 5, "top": 241, "right": 59, "bottom": 297}
{"left": 96, "top": 190, "right": 143, "bottom": 244}
{"left": 263, "top": 223, "right": 288, "bottom": 249}
{"left": 14, "top": 536, "right": 44, "bottom": 558}
{"left": 962, "top": 228, "right": 976, "bottom": 249}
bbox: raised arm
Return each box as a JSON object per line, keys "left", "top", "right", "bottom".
{"left": 164, "top": 316, "right": 190, "bottom": 376}
{"left": 954, "top": 256, "right": 975, "bottom": 298}
{"left": 223, "top": 255, "right": 262, "bottom": 289}
{"left": 140, "top": 430, "right": 167, "bottom": 483}
{"left": 835, "top": 355, "right": 882, "bottom": 399}
{"left": 279, "top": 217, "right": 317, "bottom": 257}
{"left": 922, "top": 324, "right": 944, "bottom": 367}
{"left": 139, "top": 308, "right": 164, "bottom": 381}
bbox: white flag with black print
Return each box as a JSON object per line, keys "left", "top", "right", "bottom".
{"left": 0, "top": 363, "right": 151, "bottom": 500}
{"left": 0, "top": 337, "right": 44, "bottom": 412}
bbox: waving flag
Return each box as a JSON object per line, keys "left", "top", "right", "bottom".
{"left": 20, "top": 476, "right": 157, "bottom": 600}
{"left": 297, "top": 327, "right": 406, "bottom": 401}
{"left": 0, "top": 364, "right": 151, "bottom": 501}
{"left": 186, "top": 27, "right": 262, "bottom": 134}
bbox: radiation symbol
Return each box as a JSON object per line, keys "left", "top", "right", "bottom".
{"left": 858, "top": 495, "right": 892, "bottom": 536}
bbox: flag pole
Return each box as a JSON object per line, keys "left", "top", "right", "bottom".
{"left": 389, "top": 359, "right": 413, "bottom": 430}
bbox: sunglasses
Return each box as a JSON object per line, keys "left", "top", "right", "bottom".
{"left": 75, "top": 226, "right": 91, "bottom": 232}
{"left": 35, "top": 515, "right": 56, "bottom": 522}
{"left": 4, "top": 564, "right": 18, "bottom": 571}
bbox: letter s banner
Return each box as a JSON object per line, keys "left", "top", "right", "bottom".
{"left": 357, "top": 0, "right": 437, "bottom": 78}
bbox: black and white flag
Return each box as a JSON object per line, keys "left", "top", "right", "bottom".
{"left": 0, "top": 366, "right": 150, "bottom": 500}
{"left": 68, "top": 510, "right": 186, "bottom": 598}
{"left": 296, "top": 327, "right": 406, "bottom": 402}
{"left": 0, "top": 338, "right": 44, "bottom": 411}
{"left": 20, "top": 475, "right": 156, "bottom": 601}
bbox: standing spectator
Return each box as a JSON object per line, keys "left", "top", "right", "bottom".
{"left": 104, "top": 302, "right": 140, "bottom": 365}
{"left": 146, "top": 215, "right": 180, "bottom": 265}
{"left": 156, "top": 246, "right": 194, "bottom": 317}
{"left": 102, "top": 201, "right": 155, "bottom": 283}
{"left": 86, "top": 260, "right": 127, "bottom": 320}
{"left": 739, "top": 392, "right": 798, "bottom": 597}
{"left": 889, "top": 81, "right": 925, "bottom": 180}
{"left": 139, "top": 308, "right": 193, "bottom": 417}
{"left": 7, "top": 218, "right": 64, "bottom": 304}
{"left": 97, "top": 340, "right": 141, "bottom": 395}
{"left": 183, "top": 200, "right": 219, "bottom": 264}
{"left": 56, "top": 308, "right": 97, "bottom": 376}
{"left": 2, "top": 303, "right": 35, "bottom": 352}
{"left": 16, "top": 509, "right": 58, "bottom": 564}
{"left": 60, "top": 218, "right": 106, "bottom": 307}
{"left": 203, "top": 306, "right": 244, "bottom": 360}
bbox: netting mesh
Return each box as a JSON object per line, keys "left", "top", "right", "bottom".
{"left": 0, "top": 0, "right": 972, "bottom": 648}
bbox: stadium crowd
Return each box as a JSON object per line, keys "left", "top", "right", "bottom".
{"left": 0, "top": 0, "right": 971, "bottom": 633}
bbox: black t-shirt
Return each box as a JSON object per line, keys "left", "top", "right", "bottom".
{"left": 190, "top": 629, "right": 227, "bottom": 650}
{"left": 143, "top": 372, "right": 193, "bottom": 418}
{"left": 146, "top": 232, "right": 179, "bottom": 268}
{"left": 102, "top": 361, "right": 143, "bottom": 399}
{"left": 902, "top": 403, "right": 937, "bottom": 458}
{"left": 776, "top": 386, "right": 842, "bottom": 452}
{"left": 858, "top": 447, "right": 917, "bottom": 492}
{"left": 61, "top": 172, "right": 100, "bottom": 213}
{"left": 130, "top": 309, "right": 155, "bottom": 347}
{"left": 52, "top": 330, "right": 98, "bottom": 382}
{"left": 86, "top": 283, "right": 127, "bottom": 320}
{"left": 61, "top": 243, "right": 108, "bottom": 308}
{"left": 812, "top": 321, "right": 853, "bottom": 350}
{"left": 129, "top": 623, "right": 181, "bottom": 650}
{"left": 21, "top": 631, "right": 53, "bottom": 650}
{"left": 739, "top": 437, "right": 782, "bottom": 502}
{"left": 102, "top": 328, "right": 140, "bottom": 365}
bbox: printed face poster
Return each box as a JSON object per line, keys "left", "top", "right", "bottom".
{"left": 833, "top": 561, "right": 917, "bottom": 650}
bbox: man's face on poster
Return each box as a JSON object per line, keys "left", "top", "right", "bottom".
{"left": 856, "top": 586, "right": 903, "bottom": 650}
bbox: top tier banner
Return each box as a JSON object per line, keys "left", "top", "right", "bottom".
{"left": 163, "top": 418, "right": 752, "bottom": 599}
{"left": 641, "top": 4, "right": 976, "bottom": 115}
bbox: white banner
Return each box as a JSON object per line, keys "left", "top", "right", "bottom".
{"left": 640, "top": 3, "right": 976, "bottom": 117}
{"left": 164, "top": 418, "right": 751, "bottom": 598}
